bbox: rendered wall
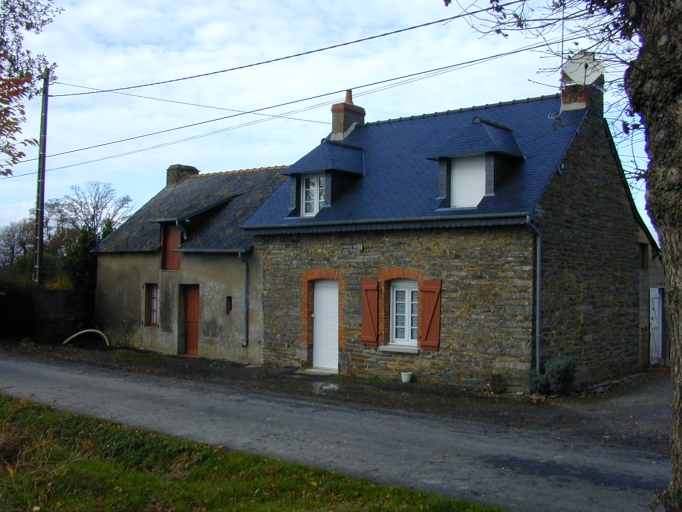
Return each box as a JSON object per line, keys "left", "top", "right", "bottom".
{"left": 95, "top": 251, "right": 265, "bottom": 364}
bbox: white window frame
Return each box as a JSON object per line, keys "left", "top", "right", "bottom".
{"left": 451, "top": 154, "right": 486, "bottom": 208}
{"left": 301, "top": 174, "right": 326, "bottom": 216}
{"left": 390, "top": 279, "right": 418, "bottom": 346}
{"left": 145, "top": 283, "right": 159, "bottom": 327}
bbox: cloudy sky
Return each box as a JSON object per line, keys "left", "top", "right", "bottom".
{"left": 0, "top": 0, "right": 653, "bottom": 236}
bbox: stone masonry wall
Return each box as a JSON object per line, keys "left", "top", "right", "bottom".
{"left": 536, "top": 111, "right": 642, "bottom": 383}
{"left": 258, "top": 227, "right": 535, "bottom": 390}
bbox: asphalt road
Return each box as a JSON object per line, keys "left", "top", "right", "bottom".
{"left": 0, "top": 355, "right": 669, "bottom": 511}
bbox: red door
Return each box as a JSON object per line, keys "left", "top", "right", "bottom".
{"left": 185, "top": 285, "right": 200, "bottom": 356}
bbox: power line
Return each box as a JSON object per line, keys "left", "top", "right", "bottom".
{"left": 49, "top": 0, "right": 524, "bottom": 97}
{"left": 2, "top": 34, "right": 580, "bottom": 180}
{"left": 53, "top": 82, "right": 329, "bottom": 122}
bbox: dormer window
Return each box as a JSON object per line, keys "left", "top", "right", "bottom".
{"left": 451, "top": 154, "right": 486, "bottom": 208}
{"left": 302, "top": 174, "right": 326, "bottom": 216}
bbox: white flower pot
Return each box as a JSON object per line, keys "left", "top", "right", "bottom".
{"left": 401, "top": 371, "right": 412, "bottom": 383}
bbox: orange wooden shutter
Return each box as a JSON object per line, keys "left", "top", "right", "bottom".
{"left": 418, "top": 279, "right": 441, "bottom": 351}
{"left": 361, "top": 278, "right": 379, "bottom": 345}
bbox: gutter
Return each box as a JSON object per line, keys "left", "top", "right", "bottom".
{"left": 238, "top": 252, "right": 250, "bottom": 348}
{"left": 175, "top": 248, "right": 251, "bottom": 254}
{"left": 243, "top": 211, "right": 531, "bottom": 234}
{"left": 526, "top": 215, "right": 542, "bottom": 375}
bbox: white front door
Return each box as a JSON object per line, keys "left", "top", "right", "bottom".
{"left": 650, "top": 287, "right": 664, "bottom": 364}
{"left": 313, "top": 279, "right": 339, "bottom": 372}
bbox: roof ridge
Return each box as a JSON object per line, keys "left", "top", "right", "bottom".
{"left": 365, "top": 94, "right": 561, "bottom": 127}
{"left": 189, "top": 165, "right": 289, "bottom": 178}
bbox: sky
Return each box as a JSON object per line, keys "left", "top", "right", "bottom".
{"left": 0, "top": 0, "right": 655, "bottom": 239}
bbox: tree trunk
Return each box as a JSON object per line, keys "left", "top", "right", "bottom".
{"left": 625, "top": 0, "right": 682, "bottom": 502}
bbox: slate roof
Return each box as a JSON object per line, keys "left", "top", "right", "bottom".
{"left": 94, "top": 166, "right": 286, "bottom": 254}
{"left": 427, "top": 117, "right": 524, "bottom": 160}
{"left": 282, "top": 142, "right": 363, "bottom": 176}
{"left": 244, "top": 95, "right": 587, "bottom": 232}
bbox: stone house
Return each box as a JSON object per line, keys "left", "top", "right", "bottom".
{"left": 94, "top": 165, "right": 285, "bottom": 363}
{"left": 243, "top": 83, "right": 658, "bottom": 390}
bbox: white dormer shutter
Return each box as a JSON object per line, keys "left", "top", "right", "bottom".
{"left": 451, "top": 154, "right": 485, "bottom": 208}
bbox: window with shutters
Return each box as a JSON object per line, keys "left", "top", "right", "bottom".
{"left": 301, "top": 174, "right": 326, "bottom": 216}
{"left": 145, "top": 284, "right": 159, "bottom": 327}
{"left": 451, "top": 154, "right": 485, "bottom": 208}
{"left": 161, "top": 224, "right": 182, "bottom": 270}
{"left": 390, "top": 279, "right": 418, "bottom": 346}
{"left": 361, "top": 273, "right": 441, "bottom": 352}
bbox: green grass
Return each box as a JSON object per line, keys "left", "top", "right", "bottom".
{"left": 0, "top": 395, "right": 504, "bottom": 512}
{"left": 111, "top": 351, "right": 160, "bottom": 362}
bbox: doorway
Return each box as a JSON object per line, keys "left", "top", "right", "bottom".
{"left": 312, "top": 279, "right": 338, "bottom": 372}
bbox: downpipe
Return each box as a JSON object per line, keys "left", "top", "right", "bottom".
{"left": 238, "top": 252, "right": 249, "bottom": 348}
{"left": 526, "top": 216, "right": 542, "bottom": 375}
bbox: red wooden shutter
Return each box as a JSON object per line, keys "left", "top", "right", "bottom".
{"left": 418, "top": 279, "right": 442, "bottom": 351}
{"left": 162, "top": 224, "right": 182, "bottom": 270}
{"left": 361, "top": 278, "right": 379, "bottom": 345}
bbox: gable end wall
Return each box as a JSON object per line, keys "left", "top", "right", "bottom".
{"left": 535, "top": 114, "right": 641, "bottom": 383}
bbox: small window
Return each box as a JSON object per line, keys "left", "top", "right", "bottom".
{"left": 302, "top": 174, "right": 326, "bottom": 216}
{"left": 145, "top": 284, "right": 159, "bottom": 327}
{"left": 390, "top": 279, "right": 418, "bottom": 346}
{"left": 451, "top": 155, "right": 485, "bottom": 208}
{"left": 226, "top": 296, "right": 233, "bottom": 315}
{"left": 639, "top": 243, "right": 649, "bottom": 269}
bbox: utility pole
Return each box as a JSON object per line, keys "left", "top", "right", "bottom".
{"left": 32, "top": 68, "right": 50, "bottom": 286}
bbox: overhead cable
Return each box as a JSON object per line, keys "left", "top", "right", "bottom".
{"left": 49, "top": 0, "right": 524, "bottom": 97}
{"left": 3, "top": 34, "right": 580, "bottom": 180}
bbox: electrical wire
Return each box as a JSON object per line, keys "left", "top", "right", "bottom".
{"left": 49, "top": 0, "right": 524, "bottom": 97}
{"left": 2, "top": 34, "right": 581, "bottom": 180}
{"left": 52, "top": 82, "right": 329, "bottom": 122}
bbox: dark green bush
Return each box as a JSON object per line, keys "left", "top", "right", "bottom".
{"left": 530, "top": 355, "right": 577, "bottom": 395}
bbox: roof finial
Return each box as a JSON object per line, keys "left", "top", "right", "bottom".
{"left": 345, "top": 89, "right": 353, "bottom": 104}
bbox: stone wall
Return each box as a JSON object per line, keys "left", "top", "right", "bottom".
{"left": 536, "top": 111, "right": 642, "bottom": 383}
{"left": 258, "top": 227, "right": 535, "bottom": 390}
{"left": 96, "top": 251, "right": 265, "bottom": 364}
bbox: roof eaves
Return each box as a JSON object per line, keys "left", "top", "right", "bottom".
{"left": 174, "top": 247, "right": 252, "bottom": 254}
{"left": 244, "top": 212, "right": 531, "bottom": 234}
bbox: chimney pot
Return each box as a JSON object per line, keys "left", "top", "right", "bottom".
{"left": 331, "top": 89, "right": 365, "bottom": 141}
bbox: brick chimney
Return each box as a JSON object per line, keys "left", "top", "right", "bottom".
{"left": 166, "top": 164, "right": 198, "bottom": 187}
{"left": 331, "top": 90, "right": 365, "bottom": 141}
{"left": 561, "top": 72, "right": 604, "bottom": 113}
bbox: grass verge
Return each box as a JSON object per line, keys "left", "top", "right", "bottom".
{"left": 0, "top": 394, "right": 504, "bottom": 511}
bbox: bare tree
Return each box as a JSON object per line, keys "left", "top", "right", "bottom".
{"left": 443, "top": 0, "right": 682, "bottom": 506}
{"left": 57, "top": 181, "right": 134, "bottom": 237}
